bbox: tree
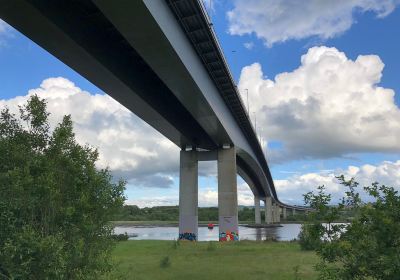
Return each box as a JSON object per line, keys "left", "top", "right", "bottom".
{"left": 299, "top": 185, "right": 345, "bottom": 250}
{"left": 301, "top": 176, "right": 400, "bottom": 279}
{"left": 0, "top": 96, "right": 126, "bottom": 279}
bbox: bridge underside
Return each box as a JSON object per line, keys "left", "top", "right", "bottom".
{"left": 0, "top": 0, "right": 308, "bottom": 241}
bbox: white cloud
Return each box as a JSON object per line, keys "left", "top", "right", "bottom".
{"left": 126, "top": 184, "right": 255, "bottom": 208}
{"left": 0, "top": 77, "right": 179, "bottom": 188}
{"left": 238, "top": 46, "right": 400, "bottom": 162}
{"left": 237, "top": 183, "right": 257, "bottom": 205}
{"left": 0, "top": 79, "right": 264, "bottom": 204}
{"left": 126, "top": 196, "right": 178, "bottom": 208}
{"left": 126, "top": 160, "right": 400, "bottom": 207}
{"left": 2, "top": 58, "right": 399, "bottom": 207}
{"left": 244, "top": 42, "right": 254, "bottom": 50}
{"left": 198, "top": 188, "right": 219, "bottom": 206}
{"left": 201, "top": 0, "right": 218, "bottom": 15}
{"left": 276, "top": 160, "right": 400, "bottom": 205}
{"left": 197, "top": 184, "right": 255, "bottom": 206}
{"left": 227, "top": 0, "right": 399, "bottom": 46}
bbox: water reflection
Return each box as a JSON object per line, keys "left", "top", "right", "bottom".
{"left": 114, "top": 224, "right": 302, "bottom": 241}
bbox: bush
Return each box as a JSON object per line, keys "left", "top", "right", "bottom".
{"left": 111, "top": 233, "right": 129, "bottom": 242}
{"left": 303, "top": 176, "right": 400, "bottom": 279}
{"left": 0, "top": 96, "right": 126, "bottom": 279}
{"left": 298, "top": 223, "right": 324, "bottom": 250}
{"left": 299, "top": 185, "right": 343, "bottom": 251}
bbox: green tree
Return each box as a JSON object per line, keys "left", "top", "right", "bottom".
{"left": 0, "top": 96, "right": 126, "bottom": 279}
{"left": 301, "top": 176, "right": 400, "bottom": 279}
{"left": 299, "top": 185, "right": 344, "bottom": 250}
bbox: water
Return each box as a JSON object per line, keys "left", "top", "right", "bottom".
{"left": 114, "top": 224, "right": 302, "bottom": 241}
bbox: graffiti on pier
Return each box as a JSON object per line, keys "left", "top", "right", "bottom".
{"left": 179, "top": 232, "right": 197, "bottom": 241}
{"left": 219, "top": 231, "right": 239, "bottom": 241}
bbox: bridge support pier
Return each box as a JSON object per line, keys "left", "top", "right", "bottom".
{"left": 271, "top": 202, "right": 276, "bottom": 223}
{"left": 218, "top": 147, "right": 239, "bottom": 241}
{"left": 254, "top": 196, "right": 261, "bottom": 225}
{"left": 178, "top": 150, "right": 198, "bottom": 241}
{"left": 265, "top": 197, "right": 273, "bottom": 224}
{"left": 292, "top": 208, "right": 296, "bottom": 216}
{"left": 275, "top": 205, "right": 281, "bottom": 223}
{"left": 283, "top": 208, "right": 287, "bottom": 220}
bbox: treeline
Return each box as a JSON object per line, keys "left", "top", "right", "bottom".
{"left": 113, "top": 205, "right": 359, "bottom": 222}
{"left": 113, "top": 205, "right": 264, "bottom": 222}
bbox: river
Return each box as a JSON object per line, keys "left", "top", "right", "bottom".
{"left": 114, "top": 224, "right": 302, "bottom": 241}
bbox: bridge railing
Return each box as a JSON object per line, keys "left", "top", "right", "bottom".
{"left": 197, "top": 0, "right": 254, "bottom": 127}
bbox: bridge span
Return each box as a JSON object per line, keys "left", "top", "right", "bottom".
{"left": 0, "top": 0, "right": 308, "bottom": 241}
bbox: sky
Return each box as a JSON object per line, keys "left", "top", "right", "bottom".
{"left": 1, "top": 0, "right": 400, "bottom": 207}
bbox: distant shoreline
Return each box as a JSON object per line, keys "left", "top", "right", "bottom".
{"left": 110, "top": 220, "right": 304, "bottom": 227}
{"left": 111, "top": 221, "right": 216, "bottom": 227}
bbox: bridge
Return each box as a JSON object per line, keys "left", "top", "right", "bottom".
{"left": 0, "top": 0, "right": 308, "bottom": 241}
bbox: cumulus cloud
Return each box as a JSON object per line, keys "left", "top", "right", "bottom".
{"left": 244, "top": 42, "right": 254, "bottom": 50}
{"left": 126, "top": 183, "right": 255, "bottom": 208}
{"left": 126, "top": 196, "right": 178, "bottom": 208}
{"left": 0, "top": 79, "right": 258, "bottom": 204}
{"left": 238, "top": 46, "right": 400, "bottom": 162}
{"left": 227, "top": 0, "right": 399, "bottom": 46}
{"left": 127, "top": 160, "right": 400, "bottom": 207}
{"left": 4, "top": 76, "right": 396, "bottom": 207}
{"left": 197, "top": 183, "right": 255, "bottom": 206}
{"left": 276, "top": 160, "right": 400, "bottom": 205}
{"left": 2, "top": 54, "right": 399, "bottom": 207}
{"left": 201, "top": 0, "right": 217, "bottom": 14}
{"left": 0, "top": 77, "right": 179, "bottom": 188}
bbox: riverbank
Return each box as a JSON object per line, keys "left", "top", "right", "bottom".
{"left": 110, "top": 220, "right": 301, "bottom": 227}
{"left": 111, "top": 220, "right": 219, "bottom": 227}
{"left": 105, "top": 240, "right": 318, "bottom": 280}
{"left": 114, "top": 224, "right": 301, "bottom": 241}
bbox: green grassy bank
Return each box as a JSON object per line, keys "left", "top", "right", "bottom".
{"left": 106, "top": 240, "right": 318, "bottom": 280}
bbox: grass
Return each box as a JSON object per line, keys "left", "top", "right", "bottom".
{"left": 105, "top": 240, "right": 319, "bottom": 280}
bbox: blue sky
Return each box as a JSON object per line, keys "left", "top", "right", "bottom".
{"left": 1, "top": 0, "right": 399, "bottom": 206}
{"left": 215, "top": 3, "right": 400, "bottom": 96}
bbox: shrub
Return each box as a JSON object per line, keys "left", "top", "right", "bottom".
{"left": 0, "top": 96, "right": 126, "bottom": 279}
{"left": 303, "top": 176, "right": 400, "bottom": 279}
{"left": 298, "top": 223, "right": 324, "bottom": 250}
{"left": 111, "top": 233, "right": 129, "bottom": 242}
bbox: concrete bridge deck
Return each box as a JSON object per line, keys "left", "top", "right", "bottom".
{"left": 0, "top": 0, "right": 309, "bottom": 241}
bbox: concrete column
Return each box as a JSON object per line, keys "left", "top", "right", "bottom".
{"left": 254, "top": 196, "right": 261, "bottom": 225}
{"left": 218, "top": 147, "right": 239, "bottom": 241}
{"left": 292, "top": 208, "right": 296, "bottom": 216}
{"left": 275, "top": 205, "right": 281, "bottom": 223}
{"left": 178, "top": 150, "right": 198, "bottom": 241}
{"left": 271, "top": 202, "right": 276, "bottom": 223}
{"left": 283, "top": 207, "right": 287, "bottom": 220}
{"left": 265, "top": 197, "right": 273, "bottom": 224}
